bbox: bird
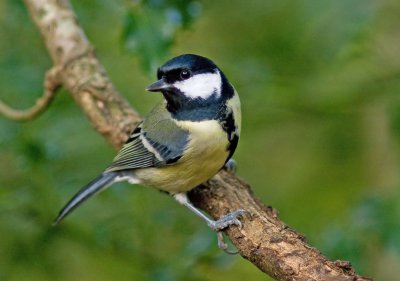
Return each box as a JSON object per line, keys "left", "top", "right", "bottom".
{"left": 54, "top": 54, "right": 244, "bottom": 252}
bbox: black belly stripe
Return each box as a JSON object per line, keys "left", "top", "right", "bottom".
{"left": 219, "top": 110, "right": 238, "bottom": 163}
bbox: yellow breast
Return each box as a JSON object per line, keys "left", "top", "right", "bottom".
{"left": 135, "top": 119, "right": 229, "bottom": 193}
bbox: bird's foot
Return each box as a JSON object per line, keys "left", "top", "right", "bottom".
{"left": 207, "top": 209, "right": 246, "bottom": 254}
{"left": 207, "top": 209, "right": 246, "bottom": 231}
{"left": 224, "top": 159, "right": 237, "bottom": 174}
{"left": 172, "top": 193, "right": 246, "bottom": 254}
{"left": 216, "top": 231, "right": 239, "bottom": 255}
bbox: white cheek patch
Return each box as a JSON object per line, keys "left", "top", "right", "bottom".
{"left": 174, "top": 71, "right": 222, "bottom": 99}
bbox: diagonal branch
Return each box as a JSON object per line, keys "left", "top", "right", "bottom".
{"left": 0, "top": 67, "right": 61, "bottom": 121}
{"left": 24, "top": 0, "right": 140, "bottom": 149}
{"left": 22, "top": 0, "right": 371, "bottom": 280}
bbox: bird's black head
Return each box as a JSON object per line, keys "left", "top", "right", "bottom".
{"left": 146, "top": 54, "right": 234, "bottom": 119}
{"left": 155, "top": 54, "right": 217, "bottom": 80}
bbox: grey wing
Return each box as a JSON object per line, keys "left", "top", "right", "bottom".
{"left": 105, "top": 102, "right": 189, "bottom": 173}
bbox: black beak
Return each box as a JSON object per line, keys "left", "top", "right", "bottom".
{"left": 146, "top": 78, "right": 171, "bottom": 92}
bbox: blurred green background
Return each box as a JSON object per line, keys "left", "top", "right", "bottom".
{"left": 1, "top": 0, "right": 400, "bottom": 280}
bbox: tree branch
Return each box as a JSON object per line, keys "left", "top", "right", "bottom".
{"left": 22, "top": 0, "right": 371, "bottom": 280}
{"left": 0, "top": 67, "right": 61, "bottom": 121}
{"left": 24, "top": 0, "right": 140, "bottom": 148}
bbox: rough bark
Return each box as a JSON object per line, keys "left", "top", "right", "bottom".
{"left": 22, "top": 0, "right": 372, "bottom": 280}
{"left": 24, "top": 0, "right": 140, "bottom": 148}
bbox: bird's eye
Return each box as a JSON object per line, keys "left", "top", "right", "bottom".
{"left": 180, "top": 69, "right": 191, "bottom": 80}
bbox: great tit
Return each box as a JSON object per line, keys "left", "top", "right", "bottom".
{"left": 54, "top": 54, "right": 244, "bottom": 252}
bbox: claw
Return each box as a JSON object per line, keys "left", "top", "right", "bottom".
{"left": 212, "top": 209, "right": 246, "bottom": 254}
{"left": 217, "top": 231, "right": 239, "bottom": 255}
{"left": 207, "top": 209, "right": 246, "bottom": 231}
{"left": 172, "top": 193, "right": 246, "bottom": 254}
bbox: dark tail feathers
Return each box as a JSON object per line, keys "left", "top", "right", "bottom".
{"left": 53, "top": 172, "right": 118, "bottom": 225}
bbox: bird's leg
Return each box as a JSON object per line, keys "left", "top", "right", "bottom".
{"left": 173, "top": 192, "right": 246, "bottom": 254}
{"left": 223, "top": 159, "right": 237, "bottom": 174}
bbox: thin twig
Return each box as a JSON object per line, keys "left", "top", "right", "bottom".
{"left": 0, "top": 67, "right": 61, "bottom": 121}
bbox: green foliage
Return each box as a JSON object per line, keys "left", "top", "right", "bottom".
{"left": 121, "top": 0, "right": 202, "bottom": 73}
{"left": 320, "top": 190, "right": 400, "bottom": 280}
